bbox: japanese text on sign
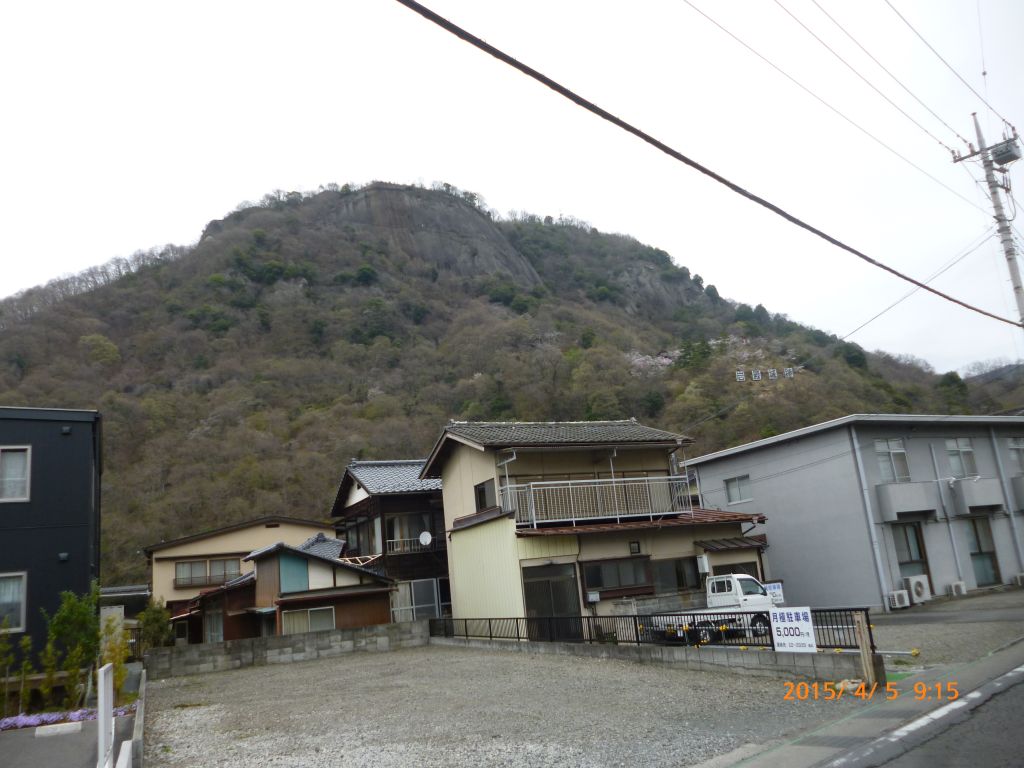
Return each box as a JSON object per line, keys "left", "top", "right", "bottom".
{"left": 770, "top": 606, "right": 817, "bottom": 653}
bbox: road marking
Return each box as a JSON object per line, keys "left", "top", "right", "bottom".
{"left": 35, "top": 721, "right": 83, "bottom": 737}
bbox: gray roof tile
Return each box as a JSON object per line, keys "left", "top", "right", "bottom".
{"left": 444, "top": 419, "right": 687, "bottom": 447}
{"left": 299, "top": 532, "right": 346, "bottom": 559}
{"left": 348, "top": 459, "right": 442, "bottom": 494}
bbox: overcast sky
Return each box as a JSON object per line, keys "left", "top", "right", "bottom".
{"left": 2, "top": 1, "right": 1022, "bottom": 374}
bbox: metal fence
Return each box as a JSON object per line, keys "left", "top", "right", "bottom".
{"left": 429, "top": 608, "right": 874, "bottom": 651}
{"left": 501, "top": 475, "right": 693, "bottom": 527}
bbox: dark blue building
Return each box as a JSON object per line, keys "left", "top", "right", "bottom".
{"left": 0, "top": 408, "right": 102, "bottom": 654}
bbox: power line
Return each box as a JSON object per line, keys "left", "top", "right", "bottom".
{"left": 843, "top": 228, "right": 998, "bottom": 340}
{"left": 393, "top": 0, "right": 1020, "bottom": 329}
{"left": 774, "top": 0, "right": 956, "bottom": 153}
{"left": 679, "top": 0, "right": 987, "bottom": 216}
{"left": 809, "top": 0, "right": 970, "bottom": 148}
{"left": 883, "top": 0, "right": 1016, "bottom": 130}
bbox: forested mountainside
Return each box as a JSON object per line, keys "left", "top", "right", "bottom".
{"left": 0, "top": 182, "right": 1004, "bottom": 582}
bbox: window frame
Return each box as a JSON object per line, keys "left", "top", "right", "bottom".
{"left": 581, "top": 556, "right": 653, "bottom": 598}
{"left": 0, "top": 446, "right": 31, "bottom": 503}
{"left": 1009, "top": 437, "right": 1024, "bottom": 474}
{"left": 875, "top": 438, "right": 911, "bottom": 483}
{"left": 946, "top": 437, "right": 978, "bottom": 478}
{"left": 0, "top": 571, "right": 27, "bottom": 633}
{"left": 474, "top": 479, "right": 497, "bottom": 512}
{"left": 724, "top": 474, "right": 752, "bottom": 504}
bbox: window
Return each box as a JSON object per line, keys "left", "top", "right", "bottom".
{"left": 582, "top": 558, "right": 651, "bottom": 593}
{"left": 281, "top": 606, "right": 335, "bottom": 635}
{"left": 0, "top": 572, "right": 26, "bottom": 632}
{"left": 875, "top": 438, "right": 910, "bottom": 483}
{"left": 0, "top": 447, "right": 29, "bottom": 502}
{"left": 946, "top": 438, "right": 977, "bottom": 478}
{"left": 966, "top": 517, "right": 1000, "bottom": 587}
{"left": 474, "top": 479, "right": 497, "bottom": 512}
{"left": 724, "top": 475, "right": 751, "bottom": 504}
{"left": 892, "top": 522, "right": 928, "bottom": 580}
{"left": 175, "top": 561, "right": 207, "bottom": 587}
{"left": 391, "top": 578, "right": 444, "bottom": 622}
{"left": 652, "top": 557, "right": 700, "bottom": 593}
{"left": 204, "top": 610, "right": 223, "bottom": 643}
{"left": 209, "top": 559, "right": 240, "bottom": 584}
{"left": 1010, "top": 438, "right": 1024, "bottom": 474}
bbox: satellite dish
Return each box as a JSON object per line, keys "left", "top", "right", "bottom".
{"left": 418, "top": 531, "right": 433, "bottom": 547}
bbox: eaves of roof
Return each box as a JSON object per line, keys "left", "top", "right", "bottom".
{"left": 514, "top": 508, "right": 765, "bottom": 537}
{"left": 143, "top": 516, "right": 332, "bottom": 554}
{"left": 686, "top": 413, "right": 1024, "bottom": 466}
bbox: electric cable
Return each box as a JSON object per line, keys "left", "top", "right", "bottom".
{"left": 842, "top": 228, "right": 998, "bottom": 340}
{"left": 680, "top": 0, "right": 988, "bottom": 217}
{"left": 394, "top": 0, "right": 1021, "bottom": 329}
{"left": 774, "top": 0, "right": 956, "bottom": 153}
{"left": 883, "top": 0, "right": 1016, "bottom": 130}
{"left": 809, "top": 0, "right": 970, "bottom": 147}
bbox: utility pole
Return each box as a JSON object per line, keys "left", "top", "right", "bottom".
{"left": 954, "top": 115, "right": 1024, "bottom": 333}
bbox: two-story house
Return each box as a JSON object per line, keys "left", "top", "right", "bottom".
{"left": 143, "top": 516, "right": 335, "bottom": 626}
{"left": 181, "top": 532, "right": 394, "bottom": 642}
{"left": 0, "top": 407, "right": 102, "bottom": 656}
{"left": 688, "top": 414, "right": 1024, "bottom": 611}
{"left": 419, "top": 420, "right": 767, "bottom": 629}
{"left": 331, "top": 459, "right": 448, "bottom": 621}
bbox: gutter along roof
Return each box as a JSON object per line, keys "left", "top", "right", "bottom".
{"left": 421, "top": 419, "right": 692, "bottom": 478}
{"left": 513, "top": 508, "right": 765, "bottom": 537}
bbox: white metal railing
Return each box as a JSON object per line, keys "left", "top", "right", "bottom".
{"left": 501, "top": 475, "right": 693, "bottom": 527}
{"left": 386, "top": 537, "right": 446, "bottom": 554}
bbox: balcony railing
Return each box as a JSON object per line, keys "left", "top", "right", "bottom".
{"left": 385, "top": 537, "right": 446, "bottom": 554}
{"left": 173, "top": 572, "right": 241, "bottom": 589}
{"left": 501, "top": 475, "right": 694, "bottom": 527}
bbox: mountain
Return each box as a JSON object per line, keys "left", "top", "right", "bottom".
{"left": 0, "top": 182, "right": 998, "bottom": 583}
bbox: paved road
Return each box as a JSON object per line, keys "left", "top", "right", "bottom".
{"left": 871, "top": 589, "right": 1024, "bottom": 625}
{"left": 880, "top": 677, "right": 1024, "bottom": 768}
{"left": 1, "top": 715, "right": 134, "bottom": 768}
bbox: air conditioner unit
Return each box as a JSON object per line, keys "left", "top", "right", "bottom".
{"left": 887, "top": 590, "right": 910, "bottom": 609}
{"left": 947, "top": 581, "right": 967, "bottom": 597}
{"left": 904, "top": 575, "right": 931, "bottom": 604}
{"left": 1014, "top": 573, "right": 1024, "bottom": 588}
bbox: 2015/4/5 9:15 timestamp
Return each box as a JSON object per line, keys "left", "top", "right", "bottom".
{"left": 782, "top": 681, "right": 960, "bottom": 701}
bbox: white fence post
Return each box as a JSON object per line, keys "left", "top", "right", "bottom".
{"left": 97, "top": 663, "right": 114, "bottom": 768}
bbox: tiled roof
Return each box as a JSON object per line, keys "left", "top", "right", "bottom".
{"left": 514, "top": 508, "right": 765, "bottom": 537}
{"left": 444, "top": 419, "right": 688, "bottom": 447}
{"left": 693, "top": 536, "right": 768, "bottom": 552}
{"left": 347, "top": 460, "right": 442, "bottom": 494}
{"left": 299, "top": 532, "right": 346, "bottom": 559}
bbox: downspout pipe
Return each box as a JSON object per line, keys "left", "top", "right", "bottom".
{"left": 990, "top": 426, "right": 1024, "bottom": 572}
{"left": 849, "top": 425, "right": 890, "bottom": 611}
{"left": 930, "top": 444, "right": 964, "bottom": 582}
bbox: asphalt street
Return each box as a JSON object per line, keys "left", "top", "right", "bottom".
{"left": 880, "top": 676, "right": 1024, "bottom": 768}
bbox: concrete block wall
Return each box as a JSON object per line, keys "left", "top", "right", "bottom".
{"left": 429, "top": 636, "right": 874, "bottom": 683}
{"left": 144, "top": 621, "right": 430, "bottom": 678}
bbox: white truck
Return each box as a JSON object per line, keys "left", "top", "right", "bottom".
{"left": 651, "top": 573, "right": 783, "bottom": 645}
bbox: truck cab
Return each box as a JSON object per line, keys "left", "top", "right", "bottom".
{"left": 705, "top": 573, "right": 779, "bottom": 611}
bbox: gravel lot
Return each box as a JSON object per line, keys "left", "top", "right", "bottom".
{"left": 872, "top": 589, "right": 1024, "bottom": 668}
{"left": 144, "top": 645, "right": 866, "bottom": 768}
{"left": 144, "top": 590, "right": 1024, "bottom": 767}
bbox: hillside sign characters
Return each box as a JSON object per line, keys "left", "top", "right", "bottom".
{"left": 770, "top": 607, "right": 817, "bottom": 653}
{"left": 735, "top": 368, "right": 795, "bottom": 382}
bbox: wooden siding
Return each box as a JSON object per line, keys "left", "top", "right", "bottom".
{"left": 255, "top": 556, "right": 280, "bottom": 607}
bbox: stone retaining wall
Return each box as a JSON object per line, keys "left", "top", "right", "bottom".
{"left": 145, "top": 621, "right": 430, "bottom": 678}
{"left": 430, "top": 635, "right": 879, "bottom": 683}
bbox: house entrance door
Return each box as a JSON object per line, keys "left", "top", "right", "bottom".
{"left": 522, "top": 563, "right": 583, "bottom": 642}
